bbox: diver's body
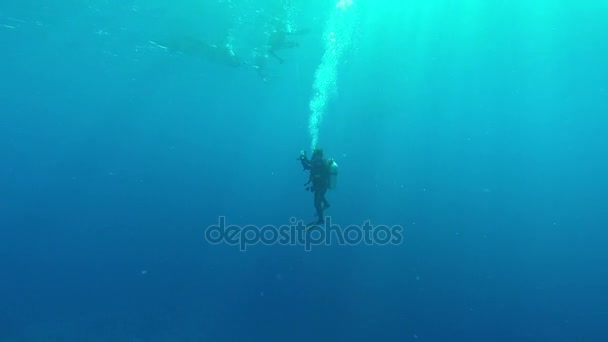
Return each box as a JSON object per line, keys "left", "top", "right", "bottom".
{"left": 265, "top": 18, "right": 309, "bottom": 64}
{"left": 267, "top": 29, "right": 299, "bottom": 64}
{"left": 299, "top": 148, "right": 332, "bottom": 224}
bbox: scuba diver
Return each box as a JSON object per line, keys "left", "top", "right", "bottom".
{"left": 247, "top": 19, "right": 309, "bottom": 83}
{"left": 298, "top": 148, "right": 338, "bottom": 225}
{"left": 150, "top": 36, "right": 242, "bottom": 67}
{"left": 265, "top": 17, "right": 309, "bottom": 64}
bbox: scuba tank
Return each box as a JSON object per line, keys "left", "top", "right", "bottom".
{"left": 328, "top": 160, "right": 338, "bottom": 190}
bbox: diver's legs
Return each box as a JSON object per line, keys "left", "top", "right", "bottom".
{"left": 323, "top": 197, "right": 330, "bottom": 210}
{"left": 314, "top": 190, "right": 325, "bottom": 223}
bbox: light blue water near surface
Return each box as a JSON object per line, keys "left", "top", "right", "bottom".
{"left": 1, "top": 1, "right": 608, "bottom": 341}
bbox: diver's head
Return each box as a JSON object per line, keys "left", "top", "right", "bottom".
{"left": 312, "top": 148, "right": 324, "bottom": 159}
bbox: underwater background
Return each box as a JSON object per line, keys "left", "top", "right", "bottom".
{"left": 1, "top": 0, "right": 608, "bottom": 341}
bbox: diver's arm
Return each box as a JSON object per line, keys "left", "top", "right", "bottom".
{"left": 288, "top": 28, "right": 310, "bottom": 36}
{"left": 299, "top": 151, "right": 312, "bottom": 169}
{"left": 269, "top": 49, "right": 284, "bottom": 64}
{"left": 301, "top": 158, "right": 312, "bottom": 170}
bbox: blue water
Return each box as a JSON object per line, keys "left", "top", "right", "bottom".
{"left": 2, "top": 0, "right": 608, "bottom": 341}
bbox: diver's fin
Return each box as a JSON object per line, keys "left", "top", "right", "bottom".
{"left": 305, "top": 218, "right": 325, "bottom": 231}
{"left": 305, "top": 222, "right": 317, "bottom": 231}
